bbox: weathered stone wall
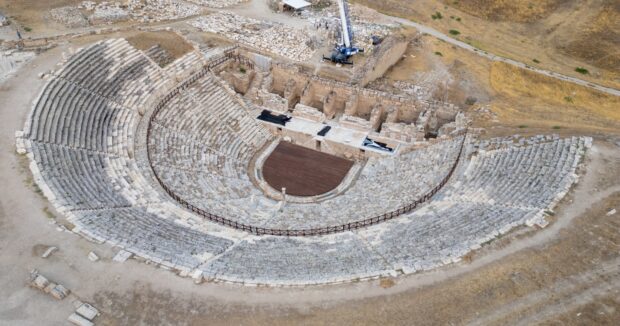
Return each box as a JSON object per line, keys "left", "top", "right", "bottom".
{"left": 217, "top": 55, "right": 465, "bottom": 155}
{"left": 352, "top": 35, "right": 409, "bottom": 87}
{"left": 220, "top": 68, "right": 255, "bottom": 95}
{"left": 270, "top": 63, "right": 426, "bottom": 124}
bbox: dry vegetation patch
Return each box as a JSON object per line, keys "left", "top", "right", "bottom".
{"left": 489, "top": 62, "right": 620, "bottom": 132}
{"left": 444, "top": 0, "right": 568, "bottom": 22}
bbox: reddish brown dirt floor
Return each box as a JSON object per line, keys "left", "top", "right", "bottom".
{"left": 262, "top": 141, "right": 354, "bottom": 196}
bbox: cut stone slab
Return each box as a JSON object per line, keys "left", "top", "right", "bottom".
{"left": 87, "top": 251, "right": 99, "bottom": 262}
{"left": 112, "top": 249, "right": 132, "bottom": 262}
{"left": 68, "top": 313, "right": 94, "bottom": 326}
{"left": 51, "top": 284, "right": 70, "bottom": 300}
{"left": 43, "top": 282, "right": 57, "bottom": 294}
{"left": 32, "top": 275, "right": 49, "bottom": 290}
{"left": 41, "top": 246, "right": 58, "bottom": 258}
{"left": 76, "top": 303, "right": 99, "bottom": 320}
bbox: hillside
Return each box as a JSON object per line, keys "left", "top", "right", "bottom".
{"left": 354, "top": 0, "right": 620, "bottom": 89}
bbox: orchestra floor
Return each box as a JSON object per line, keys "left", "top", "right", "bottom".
{"left": 262, "top": 141, "right": 354, "bottom": 196}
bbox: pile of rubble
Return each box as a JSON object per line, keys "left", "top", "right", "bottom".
{"left": 30, "top": 268, "right": 101, "bottom": 325}
{"left": 191, "top": 12, "right": 315, "bottom": 61}
{"left": 306, "top": 10, "right": 394, "bottom": 53}
{"left": 49, "top": 6, "right": 89, "bottom": 27}
{"left": 54, "top": 0, "right": 205, "bottom": 25}
{"left": 394, "top": 81, "right": 432, "bottom": 100}
{"left": 90, "top": 5, "right": 130, "bottom": 24}
{"left": 186, "top": 0, "right": 247, "bottom": 9}
{"left": 29, "top": 269, "right": 71, "bottom": 300}
{"left": 124, "top": 0, "right": 204, "bottom": 22}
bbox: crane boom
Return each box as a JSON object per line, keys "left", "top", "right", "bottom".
{"left": 337, "top": 0, "right": 352, "bottom": 48}
{"left": 323, "top": 0, "right": 363, "bottom": 64}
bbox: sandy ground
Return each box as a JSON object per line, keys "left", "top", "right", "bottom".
{"left": 0, "top": 40, "right": 619, "bottom": 325}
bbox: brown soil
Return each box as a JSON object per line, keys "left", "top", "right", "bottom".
{"left": 262, "top": 141, "right": 354, "bottom": 196}
{"left": 558, "top": 2, "right": 620, "bottom": 71}
{"left": 126, "top": 31, "right": 194, "bottom": 60}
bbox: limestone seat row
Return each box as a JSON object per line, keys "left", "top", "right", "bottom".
{"left": 18, "top": 38, "right": 591, "bottom": 285}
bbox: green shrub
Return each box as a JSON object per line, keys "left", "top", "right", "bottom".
{"left": 431, "top": 12, "right": 443, "bottom": 20}
{"left": 24, "top": 26, "right": 32, "bottom": 32}
{"left": 532, "top": 58, "right": 540, "bottom": 63}
{"left": 575, "top": 67, "right": 589, "bottom": 74}
{"left": 449, "top": 29, "right": 460, "bottom": 36}
{"left": 434, "top": 51, "right": 443, "bottom": 56}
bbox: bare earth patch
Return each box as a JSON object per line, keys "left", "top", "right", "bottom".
{"left": 126, "top": 31, "right": 194, "bottom": 60}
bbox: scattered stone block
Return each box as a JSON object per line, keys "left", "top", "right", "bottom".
{"left": 43, "top": 282, "right": 57, "bottom": 294}
{"left": 112, "top": 249, "right": 132, "bottom": 262}
{"left": 72, "top": 299, "right": 84, "bottom": 309}
{"left": 68, "top": 313, "right": 94, "bottom": 326}
{"left": 41, "top": 246, "right": 58, "bottom": 258}
{"left": 50, "top": 284, "right": 70, "bottom": 300}
{"left": 606, "top": 209, "right": 616, "bottom": 216}
{"left": 87, "top": 251, "right": 99, "bottom": 262}
{"left": 76, "top": 303, "right": 99, "bottom": 320}
{"left": 191, "top": 270, "right": 204, "bottom": 284}
{"left": 31, "top": 274, "right": 49, "bottom": 290}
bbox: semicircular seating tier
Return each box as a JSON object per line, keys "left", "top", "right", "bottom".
{"left": 148, "top": 73, "right": 465, "bottom": 229}
{"left": 19, "top": 38, "right": 591, "bottom": 285}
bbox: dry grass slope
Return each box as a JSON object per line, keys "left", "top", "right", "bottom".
{"left": 355, "top": 0, "right": 620, "bottom": 89}
{"left": 559, "top": 2, "right": 620, "bottom": 71}
{"left": 444, "top": 0, "right": 568, "bottom": 22}
{"left": 489, "top": 62, "right": 620, "bottom": 132}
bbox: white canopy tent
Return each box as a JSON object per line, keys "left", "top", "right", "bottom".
{"left": 282, "top": 0, "right": 312, "bottom": 10}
